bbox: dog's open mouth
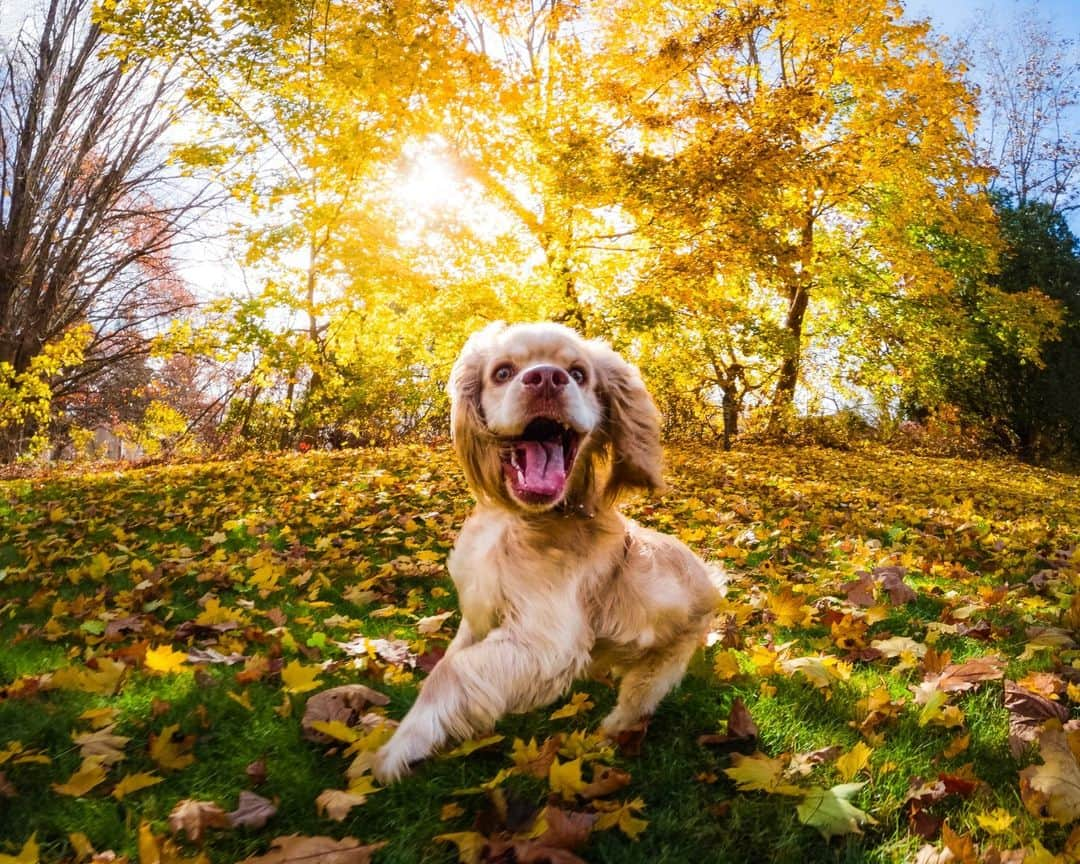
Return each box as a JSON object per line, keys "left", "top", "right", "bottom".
{"left": 501, "top": 417, "right": 581, "bottom": 505}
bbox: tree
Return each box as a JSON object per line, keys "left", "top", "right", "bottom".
{"left": 104, "top": 0, "right": 466, "bottom": 448}
{"left": 960, "top": 11, "right": 1080, "bottom": 214}
{"left": 932, "top": 199, "right": 1080, "bottom": 463}
{"left": 0, "top": 0, "right": 215, "bottom": 459}
{"left": 594, "top": 0, "right": 1008, "bottom": 431}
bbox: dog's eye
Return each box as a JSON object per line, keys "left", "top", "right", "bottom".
{"left": 568, "top": 366, "right": 587, "bottom": 385}
{"left": 492, "top": 364, "right": 514, "bottom": 384}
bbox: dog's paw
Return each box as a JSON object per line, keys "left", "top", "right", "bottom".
{"left": 372, "top": 741, "right": 414, "bottom": 785}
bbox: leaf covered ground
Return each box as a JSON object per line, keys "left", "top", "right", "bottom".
{"left": 2, "top": 444, "right": 1080, "bottom": 863}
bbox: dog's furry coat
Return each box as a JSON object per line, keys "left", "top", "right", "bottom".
{"left": 372, "top": 322, "right": 723, "bottom": 783}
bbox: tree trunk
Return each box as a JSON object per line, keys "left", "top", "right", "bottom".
{"left": 722, "top": 387, "right": 739, "bottom": 451}
{"left": 767, "top": 215, "right": 814, "bottom": 434}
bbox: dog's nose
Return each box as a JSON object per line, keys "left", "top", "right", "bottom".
{"left": 521, "top": 365, "right": 569, "bottom": 397}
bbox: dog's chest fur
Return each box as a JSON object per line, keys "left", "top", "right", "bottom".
{"left": 447, "top": 508, "right": 627, "bottom": 643}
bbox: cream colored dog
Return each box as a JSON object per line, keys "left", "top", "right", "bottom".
{"left": 372, "top": 322, "right": 723, "bottom": 783}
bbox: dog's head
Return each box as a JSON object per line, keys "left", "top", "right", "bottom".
{"left": 449, "top": 322, "right": 663, "bottom": 512}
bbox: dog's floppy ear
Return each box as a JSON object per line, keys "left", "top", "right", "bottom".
{"left": 449, "top": 322, "right": 506, "bottom": 500}
{"left": 589, "top": 340, "right": 664, "bottom": 498}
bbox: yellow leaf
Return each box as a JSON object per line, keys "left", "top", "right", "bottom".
{"left": 594, "top": 797, "right": 649, "bottom": 839}
{"left": 768, "top": 588, "right": 816, "bottom": 628}
{"left": 144, "top": 645, "right": 190, "bottom": 675}
{"left": 713, "top": 650, "right": 742, "bottom": 681}
{"left": 68, "top": 832, "right": 94, "bottom": 862}
{"left": 548, "top": 756, "right": 586, "bottom": 801}
{"left": 724, "top": 752, "right": 803, "bottom": 796}
{"left": 112, "top": 772, "right": 164, "bottom": 800}
{"left": 415, "top": 550, "right": 441, "bottom": 563}
{"left": 440, "top": 802, "right": 465, "bottom": 820}
{"left": 48, "top": 659, "right": 126, "bottom": 695}
{"left": 52, "top": 757, "right": 108, "bottom": 796}
{"left": 434, "top": 832, "right": 487, "bottom": 864}
{"left": 550, "top": 692, "right": 594, "bottom": 720}
{"left": 836, "top": 742, "right": 873, "bottom": 782}
{"left": 975, "top": 808, "right": 1015, "bottom": 834}
{"left": 280, "top": 660, "right": 321, "bottom": 694}
{"left": 0, "top": 833, "right": 38, "bottom": 864}
{"left": 439, "top": 734, "right": 504, "bottom": 759}
{"left": 77, "top": 707, "right": 118, "bottom": 730}
{"left": 310, "top": 720, "right": 360, "bottom": 744}
{"left": 149, "top": 724, "right": 195, "bottom": 771}
{"left": 944, "top": 733, "right": 971, "bottom": 759}
{"left": 227, "top": 690, "right": 254, "bottom": 711}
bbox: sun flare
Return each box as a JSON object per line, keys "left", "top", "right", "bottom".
{"left": 396, "top": 148, "right": 461, "bottom": 211}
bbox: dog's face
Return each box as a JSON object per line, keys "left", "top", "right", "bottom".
{"left": 450, "top": 322, "right": 664, "bottom": 511}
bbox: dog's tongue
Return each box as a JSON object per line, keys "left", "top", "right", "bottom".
{"left": 520, "top": 439, "right": 566, "bottom": 496}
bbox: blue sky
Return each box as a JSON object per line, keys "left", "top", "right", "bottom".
{"left": 912, "top": 0, "right": 1080, "bottom": 37}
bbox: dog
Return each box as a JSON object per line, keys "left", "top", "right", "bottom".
{"left": 372, "top": 321, "right": 723, "bottom": 783}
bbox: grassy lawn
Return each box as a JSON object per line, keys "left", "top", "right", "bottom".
{"left": 2, "top": 443, "right": 1079, "bottom": 863}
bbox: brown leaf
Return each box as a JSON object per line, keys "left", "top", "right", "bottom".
{"left": 940, "top": 823, "right": 978, "bottom": 864}
{"left": 535, "top": 806, "right": 597, "bottom": 850}
{"left": 315, "top": 789, "right": 369, "bottom": 821}
{"left": 239, "top": 835, "right": 385, "bottom": 864}
{"left": 697, "top": 697, "right": 758, "bottom": 752}
{"left": 301, "top": 685, "right": 389, "bottom": 744}
{"left": 0, "top": 771, "right": 15, "bottom": 797}
{"left": 915, "top": 655, "right": 1004, "bottom": 704}
{"left": 227, "top": 791, "right": 277, "bottom": 830}
{"left": 246, "top": 759, "right": 268, "bottom": 786}
{"left": 611, "top": 718, "right": 649, "bottom": 757}
{"left": 485, "top": 809, "right": 596, "bottom": 864}
{"left": 875, "top": 566, "right": 917, "bottom": 605}
{"left": 1005, "top": 680, "right": 1069, "bottom": 758}
{"left": 579, "top": 766, "right": 631, "bottom": 800}
{"left": 167, "top": 799, "right": 230, "bottom": 843}
{"left": 841, "top": 572, "right": 876, "bottom": 607}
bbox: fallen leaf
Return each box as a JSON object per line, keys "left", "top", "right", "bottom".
{"left": 796, "top": 783, "right": 877, "bottom": 839}
{"left": 52, "top": 757, "right": 108, "bottom": 797}
{"left": 1005, "top": 680, "right": 1069, "bottom": 758}
{"left": 149, "top": 724, "right": 196, "bottom": 771}
{"left": 512, "top": 737, "right": 562, "bottom": 778}
{"left": 315, "top": 789, "right": 369, "bottom": 821}
{"left": 73, "top": 726, "right": 130, "bottom": 766}
{"left": 724, "top": 751, "right": 802, "bottom": 796}
{"left": 439, "top": 734, "right": 504, "bottom": 760}
{"left": 434, "top": 832, "right": 486, "bottom": 864}
{"left": 0, "top": 833, "right": 38, "bottom": 864}
{"left": 280, "top": 660, "right": 321, "bottom": 694}
{"left": 593, "top": 797, "right": 648, "bottom": 839}
{"left": 144, "top": 644, "right": 190, "bottom": 675}
{"left": 836, "top": 742, "right": 873, "bottom": 782}
{"left": 238, "top": 834, "right": 385, "bottom": 864}
{"left": 112, "top": 771, "right": 164, "bottom": 800}
{"left": 550, "top": 692, "right": 594, "bottom": 720}
{"left": 168, "top": 799, "right": 230, "bottom": 843}
{"left": 580, "top": 765, "right": 631, "bottom": 800}
{"left": 549, "top": 757, "right": 586, "bottom": 801}
{"left": 1020, "top": 719, "right": 1080, "bottom": 824}
{"left": 301, "top": 685, "right": 389, "bottom": 743}
{"left": 228, "top": 791, "right": 278, "bottom": 830}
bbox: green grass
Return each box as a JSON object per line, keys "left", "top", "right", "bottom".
{"left": 1, "top": 443, "right": 1079, "bottom": 862}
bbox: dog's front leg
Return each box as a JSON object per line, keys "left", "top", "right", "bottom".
{"left": 372, "top": 627, "right": 587, "bottom": 783}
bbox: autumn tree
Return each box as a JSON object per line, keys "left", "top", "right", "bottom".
{"left": 100, "top": 0, "right": 474, "bottom": 447}
{"left": 591, "top": 0, "right": 1044, "bottom": 433}
{"left": 0, "top": 0, "right": 215, "bottom": 460}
